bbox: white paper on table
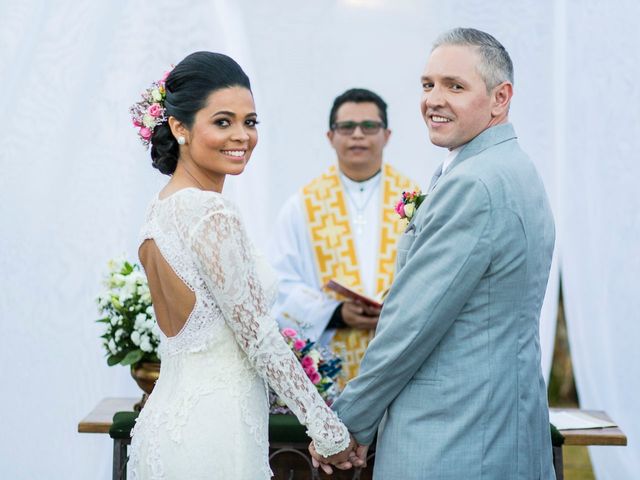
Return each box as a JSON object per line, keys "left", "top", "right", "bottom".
{"left": 549, "top": 411, "right": 617, "bottom": 430}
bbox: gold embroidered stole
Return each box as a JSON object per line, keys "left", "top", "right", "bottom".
{"left": 301, "top": 164, "right": 418, "bottom": 383}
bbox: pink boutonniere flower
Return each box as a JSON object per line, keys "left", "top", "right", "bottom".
{"left": 396, "top": 190, "right": 426, "bottom": 220}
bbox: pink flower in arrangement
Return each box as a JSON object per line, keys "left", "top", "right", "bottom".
{"left": 310, "top": 372, "right": 322, "bottom": 384}
{"left": 305, "top": 365, "right": 317, "bottom": 376}
{"left": 395, "top": 200, "right": 406, "bottom": 218}
{"left": 161, "top": 70, "right": 171, "bottom": 82}
{"left": 148, "top": 103, "right": 163, "bottom": 118}
{"left": 282, "top": 328, "right": 297, "bottom": 338}
{"left": 293, "top": 339, "right": 306, "bottom": 351}
{"left": 301, "top": 356, "right": 315, "bottom": 368}
{"left": 139, "top": 127, "right": 152, "bottom": 140}
{"left": 133, "top": 119, "right": 142, "bottom": 128}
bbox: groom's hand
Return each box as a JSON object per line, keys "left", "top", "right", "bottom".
{"left": 341, "top": 301, "right": 380, "bottom": 330}
{"left": 354, "top": 443, "right": 369, "bottom": 468}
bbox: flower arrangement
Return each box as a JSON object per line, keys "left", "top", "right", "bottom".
{"left": 269, "top": 328, "right": 343, "bottom": 414}
{"left": 129, "top": 69, "right": 171, "bottom": 147}
{"left": 395, "top": 190, "right": 426, "bottom": 220}
{"left": 96, "top": 258, "right": 160, "bottom": 366}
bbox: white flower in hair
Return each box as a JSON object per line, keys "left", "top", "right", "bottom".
{"left": 142, "top": 114, "right": 155, "bottom": 128}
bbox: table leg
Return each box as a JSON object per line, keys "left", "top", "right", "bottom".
{"left": 113, "top": 438, "right": 129, "bottom": 480}
{"left": 552, "top": 445, "right": 564, "bottom": 480}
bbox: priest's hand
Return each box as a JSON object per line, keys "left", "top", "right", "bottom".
{"left": 341, "top": 301, "right": 380, "bottom": 330}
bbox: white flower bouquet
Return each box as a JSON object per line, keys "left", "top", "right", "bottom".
{"left": 96, "top": 258, "right": 160, "bottom": 366}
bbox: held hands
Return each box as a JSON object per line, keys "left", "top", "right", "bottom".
{"left": 341, "top": 301, "right": 381, "bottom": 330}
{"left": 308, "top": 435, "right": 369, "bottom": 474}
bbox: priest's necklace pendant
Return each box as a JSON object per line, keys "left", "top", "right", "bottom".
{"left": 343, "top": 172, "right": 380, "bottom": 236}
{"left": 354, "top": 213, "right": 366, "bottom": 235}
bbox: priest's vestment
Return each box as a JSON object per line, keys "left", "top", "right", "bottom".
{"left": 270, "top": 164, "right": 419, "bottom": 380}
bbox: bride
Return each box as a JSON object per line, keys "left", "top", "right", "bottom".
{"left": 127, "top": 51, "right": 354, "bottom": 479}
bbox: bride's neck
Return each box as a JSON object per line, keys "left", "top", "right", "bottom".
{"left": 172, "top": 160, "right": 225, "bottom": 193}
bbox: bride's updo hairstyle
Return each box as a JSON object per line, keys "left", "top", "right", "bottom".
{"left": 150, "top": 52, "right": 252, "bottom": 175}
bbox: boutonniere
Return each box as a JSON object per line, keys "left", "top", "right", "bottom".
{"left": 395, "top": 190, "right": 426, "bottom": 220}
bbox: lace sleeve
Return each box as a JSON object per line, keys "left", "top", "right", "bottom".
{"left": 188, "top": 200, "right": 350, "bottom": 457}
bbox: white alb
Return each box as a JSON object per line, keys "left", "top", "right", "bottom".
{"left": 128, "top": 188, "right": 350, "bottom": 479}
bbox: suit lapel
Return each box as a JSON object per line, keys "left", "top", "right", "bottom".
{"left": 402, "top": 162, "right": 439, "bottom": 234}
{"left": 407, "top": 124, "right": 518, "bottom": 234}
{"left": 427, "top": 162, "right": 444, "bottom": 192}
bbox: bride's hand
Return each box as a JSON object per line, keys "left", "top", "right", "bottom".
{"left": 309, "top": 435, "right": 368, "bottom": 472}
{"left": 308, "top": 442, "right": 334, "bottom": 474}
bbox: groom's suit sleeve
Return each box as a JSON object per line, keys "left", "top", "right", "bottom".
{"left": 332, "top": 173, "right": 494, "bottom": 445}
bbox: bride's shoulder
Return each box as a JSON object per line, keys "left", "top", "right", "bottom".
{"left": 173, "top": 188, "right": 239, "bottom": 221}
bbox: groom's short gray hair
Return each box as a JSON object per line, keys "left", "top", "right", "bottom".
{"left": 433, "top": 27, "right": 514, "bottom": 91}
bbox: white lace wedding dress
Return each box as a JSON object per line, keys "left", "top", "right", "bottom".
{"left": 128, "top": 188, "right": 350, "bottom": 479}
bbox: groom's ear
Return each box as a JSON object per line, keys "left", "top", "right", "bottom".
{"left": 490, "top": 81, "right": 513, "bottom": 118}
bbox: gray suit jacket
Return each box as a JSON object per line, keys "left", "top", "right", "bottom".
{"left": 332, "top": 124, "right": 556, "bottom": 480}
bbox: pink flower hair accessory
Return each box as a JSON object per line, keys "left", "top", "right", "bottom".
{"left": 129, "top": 68, "right": 173, "bottom": 148}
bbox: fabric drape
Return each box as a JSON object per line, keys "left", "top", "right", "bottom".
{"left": 1, "top": 0, "right": 637, "bottom": 478}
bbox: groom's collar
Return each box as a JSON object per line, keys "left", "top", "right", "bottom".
{"left": 446, "top": 123, "right": 517, "bottom": 173}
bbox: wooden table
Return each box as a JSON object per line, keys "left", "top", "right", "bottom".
{"left": 79, "top": 398, "right": 139, "bottom": 480}
{"left": 550, "top": 408, "right": 627, "bottom": 446}
{"left": 79, "top": 400, "right": 626, "bottom": 480}
{"left": 549, "top": 408, "right": 626, "bottom": 480}
{"left": 78, "top": 397, "right": 138, "bottom": 434}
{"left": 79, "top": 397, "right": 373, "bottom": 480}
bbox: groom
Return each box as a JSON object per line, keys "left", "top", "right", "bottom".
{"left": 311, "top": 28, "right": 556, "bottom": 479}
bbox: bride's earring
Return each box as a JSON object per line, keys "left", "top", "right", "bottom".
{"left": 177, "top": 136, "right": 186, "bottom": 145}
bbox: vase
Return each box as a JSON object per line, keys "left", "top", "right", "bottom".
{"left": 130, "top": 361, "right": 161, "bottom": 411}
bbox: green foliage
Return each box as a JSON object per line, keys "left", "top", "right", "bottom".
{"left": 107, "top": 353, "right": 125, "bottom": 366}
{"left": 121, "top": 350, "right": 144, "bottom": 366}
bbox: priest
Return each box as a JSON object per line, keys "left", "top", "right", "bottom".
{"left": 269, "top": 88, "right": 420, "bottom": 382}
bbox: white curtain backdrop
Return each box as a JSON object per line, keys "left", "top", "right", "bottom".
{"left": 0, "top": 0, "right": 636, "bottom": 478}
{"left": 557, "top": 1, "right": 640, "bottom": 479}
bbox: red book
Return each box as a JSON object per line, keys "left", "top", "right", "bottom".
{"left": 324, "top": 279, "right": 384, "bottom": 309}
